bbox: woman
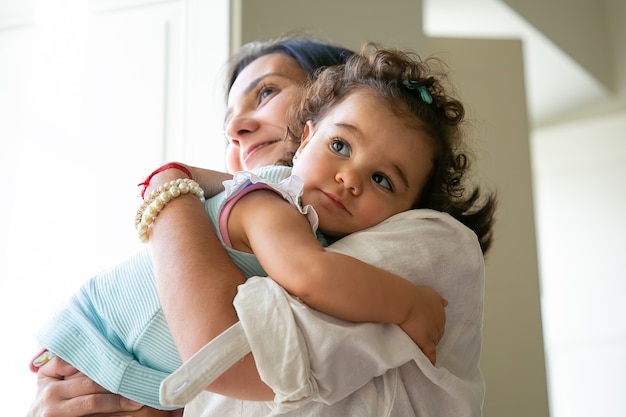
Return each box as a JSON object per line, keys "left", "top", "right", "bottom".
{"left": 150, "top": 43, "right": 492, "bottom": 417}
{"left": 28, "top": 37, "right": 493, "bottom": 417}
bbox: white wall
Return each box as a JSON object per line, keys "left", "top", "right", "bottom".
{"left": 425, "top": 1, "right": 626, "bottom": 416}
{"left": 429, "top": 37, "right": 549, "bottom": 417}
{"left": 531, "top": 1, "right": 626, "bottom": 415}
{"left": 532, "top": 110, "right": 626, "bottom": 417}
{"left": 0, "top": 0, "right": 228, "bottom": 414}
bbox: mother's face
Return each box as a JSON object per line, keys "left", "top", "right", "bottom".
{"left": 224, "top": 53, "right": 308, "bottom": 173}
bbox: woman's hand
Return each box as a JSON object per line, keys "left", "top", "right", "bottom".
{"left": 26, "top": 356, "right": 144, "bottom": 417}
{"left": 399, "top": 286, "right": 448, "bottom": 365}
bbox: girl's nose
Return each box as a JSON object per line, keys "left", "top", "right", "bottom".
{"left": 335, "top": 169, "right": 362, "bottom": 195}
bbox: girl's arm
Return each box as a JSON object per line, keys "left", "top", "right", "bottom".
{"left": 229, "top": 190, "right": 446, "bottom": 361}
{"left": 158, "top": 163, "right": 233, "bottom": 198}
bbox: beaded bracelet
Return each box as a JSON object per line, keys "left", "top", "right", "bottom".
{"left": 136, "top": 178, "right": 205, "bottom": 243}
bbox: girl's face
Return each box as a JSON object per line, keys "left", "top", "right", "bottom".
{"left": 291, "top": 91, "right": 435, "bottom": 238}
{"left": 224, "top": 53, "right": 307, "bottom": 173}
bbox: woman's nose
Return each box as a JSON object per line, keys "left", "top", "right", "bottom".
{"left": 224, "top": 116, "right": 261, "bottom": 144}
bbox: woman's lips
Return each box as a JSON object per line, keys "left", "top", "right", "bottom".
{"left": 243, "top": 140, "right": 280, "bottom": 163}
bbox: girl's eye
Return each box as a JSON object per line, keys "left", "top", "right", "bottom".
{"left": 372, "top": 173, "right": 393, "bottom": 191}
{"left": 331, "top": 139, "right": 351, "bottom": 156}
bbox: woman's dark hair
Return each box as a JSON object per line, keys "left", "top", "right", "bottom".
{"left": 225, "top": 36, "right": 355, "bottom": 99}
{"left": 288, "top": 43, "right": 497, "bottom": 255}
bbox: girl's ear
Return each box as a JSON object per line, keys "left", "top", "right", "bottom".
{"left": 295, "top": 120, "right": 315, "bottom": 157}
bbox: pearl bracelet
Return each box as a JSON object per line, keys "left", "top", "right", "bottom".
{"left": 136, "top": 178, "right": 205, "bottom": 243}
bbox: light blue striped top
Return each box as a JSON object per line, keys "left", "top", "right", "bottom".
{"left": 36, "top": 166, "right": 323, "bottom": 410}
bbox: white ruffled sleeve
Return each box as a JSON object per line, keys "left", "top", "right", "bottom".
{"left": 221, "top": 171, "right": 319, "bottom": 235}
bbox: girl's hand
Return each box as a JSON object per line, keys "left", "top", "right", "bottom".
{"left": 399, "top": 286, "right": 448, "bottom": 365}
{"left": 26, "top": 356, "right": 144, "bottom": 417}
{"left": 143, "top": 163, "right": 232, "bottom": 200}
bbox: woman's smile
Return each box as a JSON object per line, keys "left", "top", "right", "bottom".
{"left": 243, "top": 139, "right": 283, "bottom": 165}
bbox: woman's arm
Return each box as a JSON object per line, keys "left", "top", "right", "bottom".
{"left": 144, "top": 168, "right": 273, "bottom": 400}
{"left": 229, "top": 190, "right": 446, "bottom": 362}
{"left": 25, "top": 165, "right": 255, "bottom": 416}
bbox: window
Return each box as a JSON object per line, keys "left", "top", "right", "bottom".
{"left": 0, "top": 1, "right": 228, "bottom": 412}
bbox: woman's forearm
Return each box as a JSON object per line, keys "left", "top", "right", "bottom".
{"left": 149, "top": 196, "right": 242, "bottom": 356}
{"left": 145, "top": 169, "right": 272, "bottom": 400}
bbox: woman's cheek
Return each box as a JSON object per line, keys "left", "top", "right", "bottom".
{"left": 226, "top": 143, "right": 243, "bottom": 174}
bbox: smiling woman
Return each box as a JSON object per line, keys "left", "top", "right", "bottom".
{"left": 224, "top": 53, "right": 308, "bottom": 172}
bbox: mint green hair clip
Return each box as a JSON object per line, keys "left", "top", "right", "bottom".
{"left": 402, "top": 80, "right": 433, "bottom": 104}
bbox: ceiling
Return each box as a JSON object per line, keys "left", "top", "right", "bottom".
{"left": 0, "top": 0, "right": 610, "bottom": 128}
{"left": 423, "top": 0, "right": 608, "bottom": 127}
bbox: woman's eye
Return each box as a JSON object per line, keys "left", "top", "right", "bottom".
{"left": 331, "top": 139, "right": 350, "bottom": 156}
{"left": 373, "top": 173, "right": 393, "bottom": 190}
{"left": 258, "top": 86, "right": 275, "bottom": 103}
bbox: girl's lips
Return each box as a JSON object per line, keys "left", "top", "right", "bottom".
{"left": 322, "top": 191, "right": 347, "bottom": 211}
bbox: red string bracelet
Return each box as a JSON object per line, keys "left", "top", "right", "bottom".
{"left": 138, "top": 162, "right": 193, "bottom": 198}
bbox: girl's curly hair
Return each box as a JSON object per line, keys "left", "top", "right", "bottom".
{"left": 287, "top": 43, "right": 497, "bottom": 254}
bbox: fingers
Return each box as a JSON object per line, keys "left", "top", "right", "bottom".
{"left": 39, "top": 355, "right": 80, "bottom": 379}
{"left": 400, "top": 286, "right": 448, "bottom": 366}
{"left": 438, "top": 305, "right": 446, "bottom": 344}
{"left": 92, "top": 406, "right": 174, "bottom": 417}
{"left": 73, "top": 392, "right": 144, "bottom": 416}
{"left": 401, "top": 323, "right": 441, "bottom": 366}
{"left": 29, "top": 359, "right": 143, "bottom": 417}
{"left": 420, "top": 341, "right": 437, "bottom": 365}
